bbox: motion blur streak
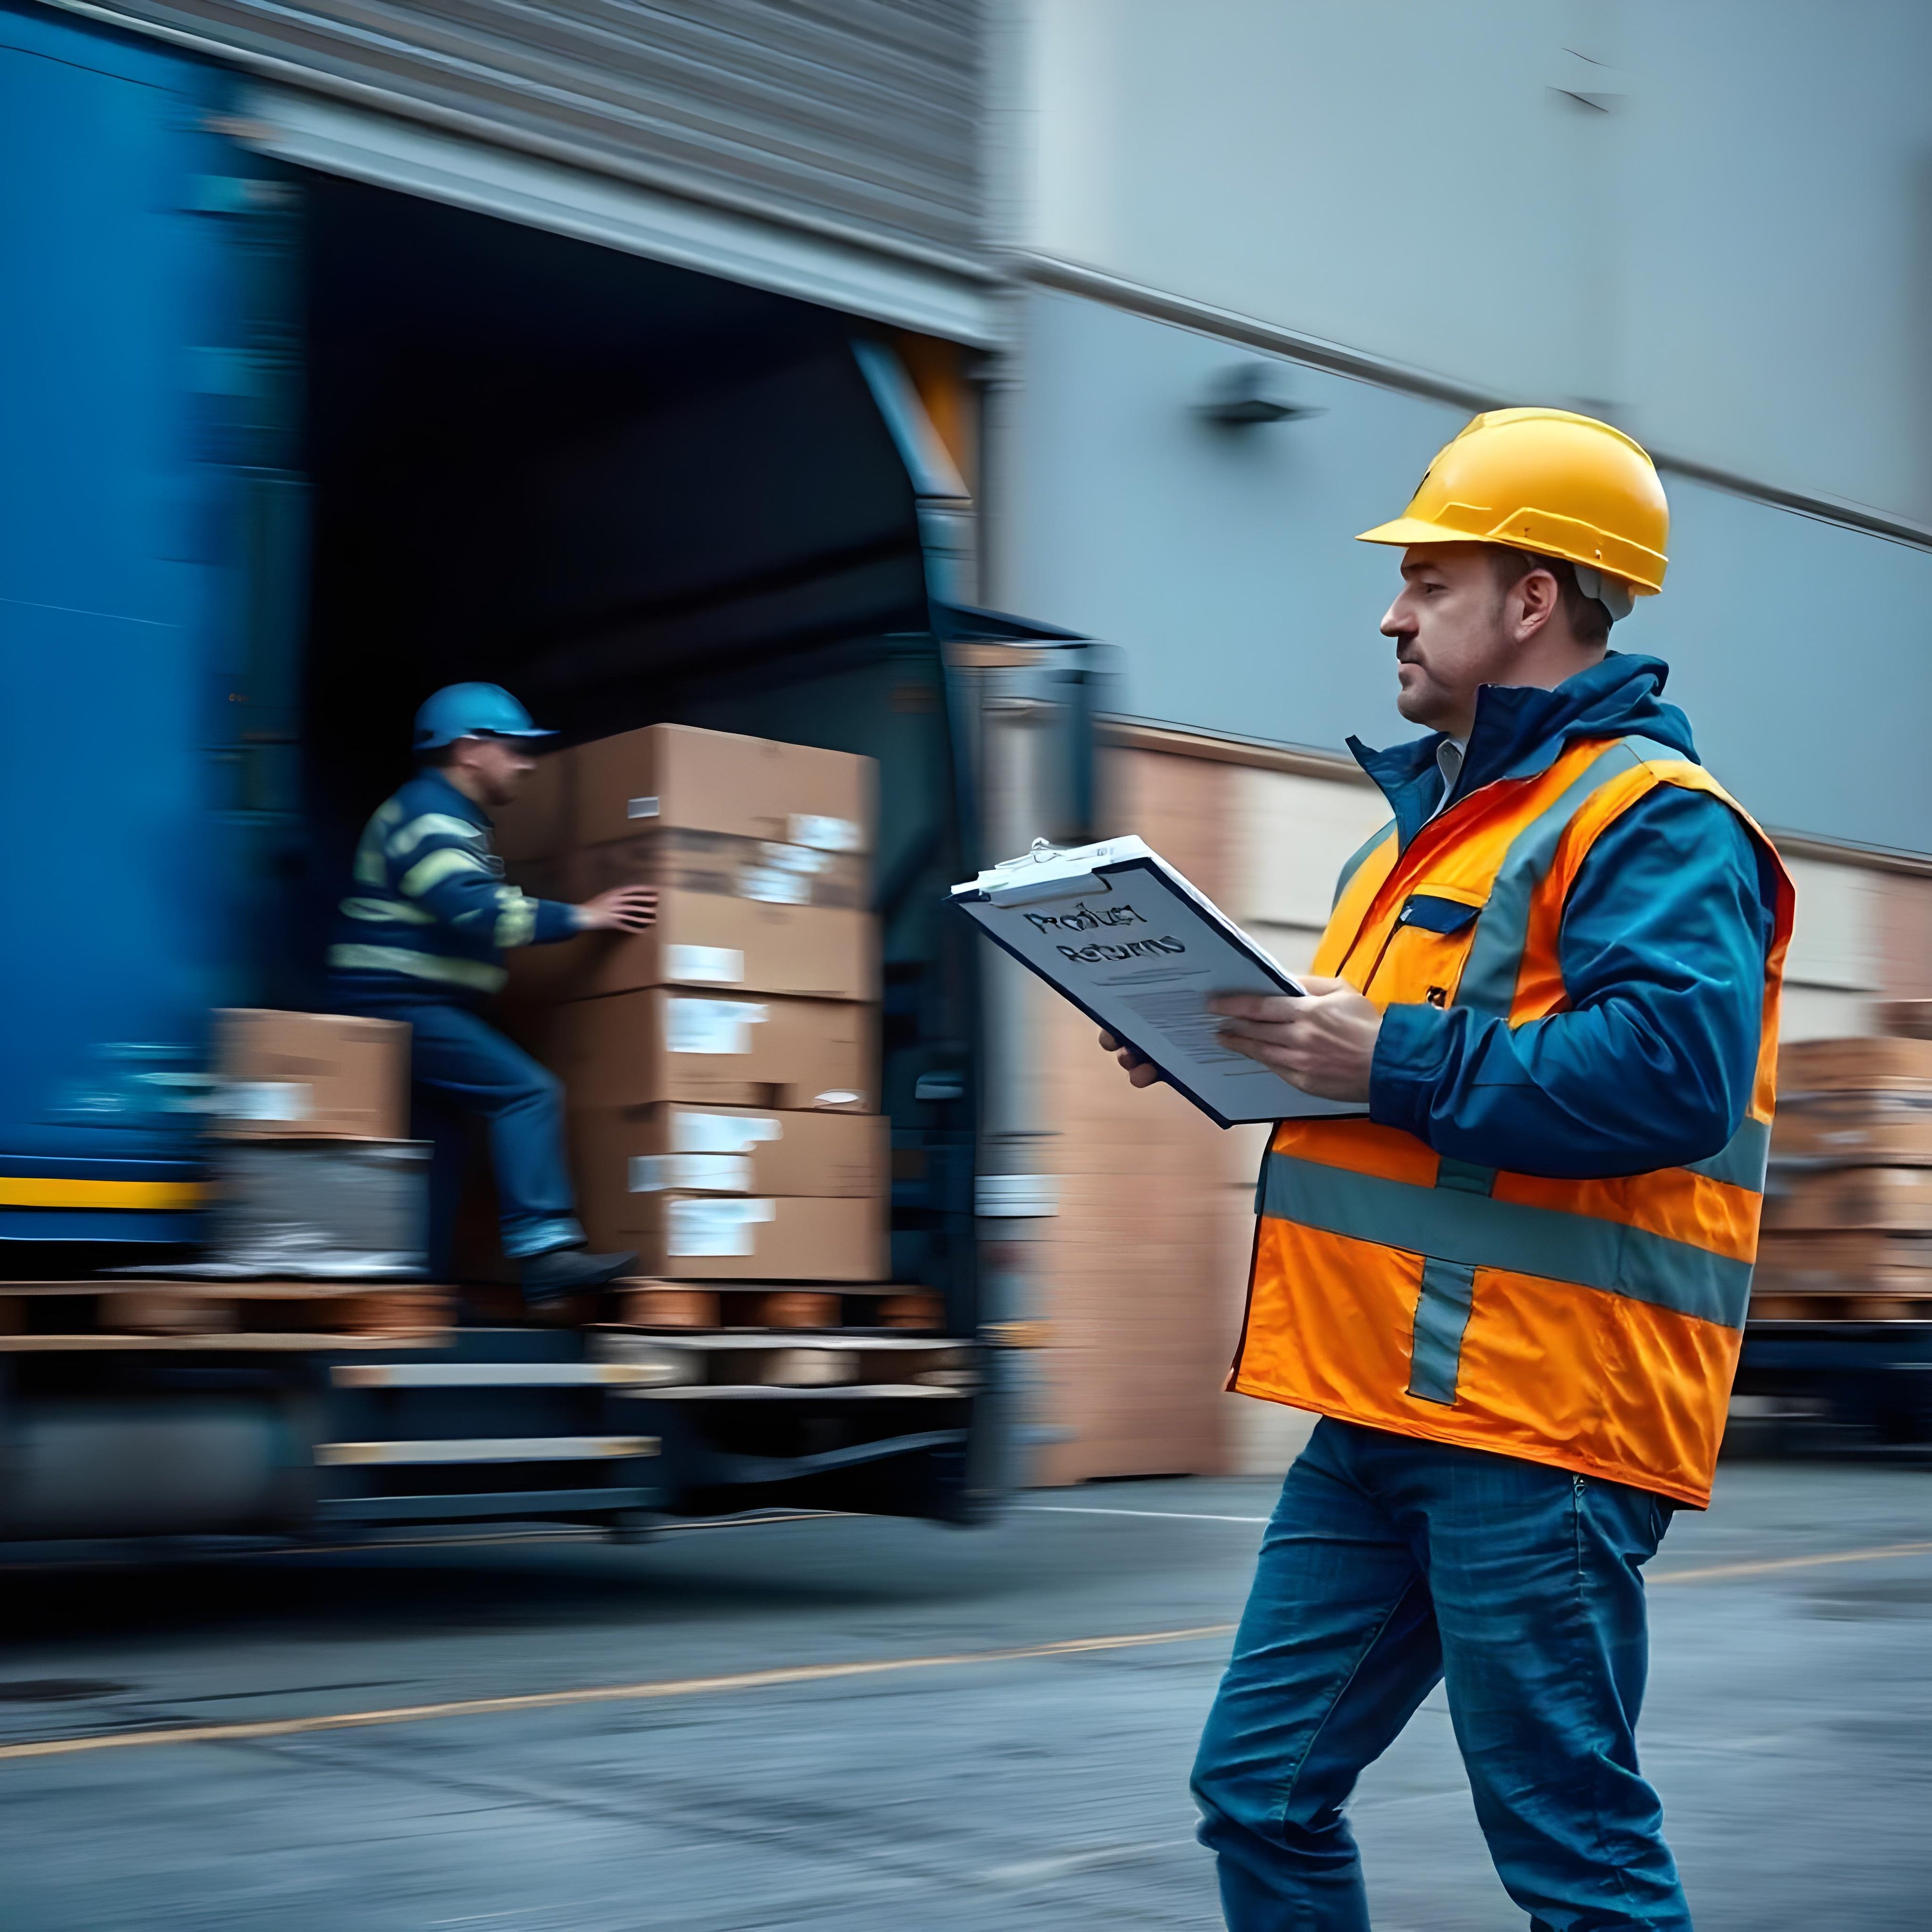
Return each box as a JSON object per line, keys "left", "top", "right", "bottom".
{"left": 0, "top": 1623, "right": 1240, "bottom": 1763}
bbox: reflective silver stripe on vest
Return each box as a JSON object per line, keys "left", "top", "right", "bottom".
{"left": 1456, "top": 738, "right": 1674, "bottom": 1015}
{"left": 1407, "top": 1258, "right": 1479, "bottom": 1404}
{"left": 1332, "top": 821, "right": 1396, "bottom": 911}
{"left": 1259, "top": 1152, "right": 1753, "bottom": 1329}
{"left": 326, "top": 943, "right": 508, "bottom": 993}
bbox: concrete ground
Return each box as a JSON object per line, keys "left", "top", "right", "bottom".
{"left": 0, "top": 1459, "right": 1927, "bottom": 1930}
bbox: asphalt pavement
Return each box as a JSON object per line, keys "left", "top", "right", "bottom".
{"left": 1, "top": 1458, "right": 1928, "bottom": 1930}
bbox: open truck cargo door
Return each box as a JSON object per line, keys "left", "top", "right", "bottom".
{"left": 283, "top": 181, "right": 1108, "bottom": 1525}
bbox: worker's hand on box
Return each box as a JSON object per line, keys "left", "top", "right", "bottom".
{"left": 576, "top": 885, "right": 658, "bottom": 933}
{"left": 1098, "top": 1029, "right": 1164, "bottom": 1089}
{"left": 1209, "top": 978, "right": 1382, "bottom": 1102}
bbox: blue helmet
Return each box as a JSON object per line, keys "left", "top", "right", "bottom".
{"left": 412, "top": 683, "right": 556, "bottom": 752}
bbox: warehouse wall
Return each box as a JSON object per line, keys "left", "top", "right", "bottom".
{"left": 1009, "top": 0, "right": 1932, "bottom": 528}
{"left": 996, "top": 288, "right": 1932, "bottom": 858}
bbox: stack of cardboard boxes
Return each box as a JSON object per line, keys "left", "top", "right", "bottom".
{"left": 211, "top": 1009, "right": 429, "bottom": 1278}
{"left": 498, "top": 724, "right": 897, "bottom": 1318}
{"left": 1758, "top": 1034, "right": 1932, "bottom": 1320}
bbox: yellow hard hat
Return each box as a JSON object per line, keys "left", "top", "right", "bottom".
{"left": 1357, "top": 407, "right": 1669, "bottom": 596}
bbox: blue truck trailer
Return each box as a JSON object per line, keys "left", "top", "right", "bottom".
{"left": 0, "top": 2, "right": 1103, "bottom": 1543}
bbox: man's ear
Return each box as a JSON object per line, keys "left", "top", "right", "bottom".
{"left": 1511, "top": 566, "right": 1562, "bottom": 642}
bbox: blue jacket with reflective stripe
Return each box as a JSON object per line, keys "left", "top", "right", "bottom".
{"left": 1358, "top": 653, "right": 1783, "bottom": 1180}
{"left": 326, "top": 769, "right": 577, "bottom": 1006}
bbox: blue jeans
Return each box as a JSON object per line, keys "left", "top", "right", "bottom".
{"left": 1192, "top": 1418, "right": 1684, "bottom": 1931}
{"left": 342, "top": 997, "right": 584, "bottom": 1267}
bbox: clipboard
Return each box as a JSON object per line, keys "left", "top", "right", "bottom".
{"left": 950, "top": 836, "right": 1366, "bottom": 1128}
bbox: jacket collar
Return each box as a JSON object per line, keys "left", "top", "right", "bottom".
{"left": 1346, "top": 651, "right": 1699, "bottom": 849}
{"left": 413, "top": 766, "right": 492, "bottom": 830}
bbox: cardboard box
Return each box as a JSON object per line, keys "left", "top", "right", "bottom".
{"left": 490, "top": 750, "right": 572, "bottom": 863}
{"left": 1763, "top": 1166, "right": 1932, "bottom": 1232}
{"left": 1778, "top": 1037, "right": 1932, "bottom": 1096}
{"left": 1754, "top": 1229, "right": 1932, "bottom": 1293}
{"left": 1877, "top": 1000, "right": 1932, "bottom": 1042}
{"left": 546, "top": 990, "right": 876, "bottom": 1112}
{"left": 1772, "top": 1092, "right": 1932, "bottom": 1164}
{"left": 214, "top": 1010, "right": 410, "bottom": 1141}
{"left": 506, "top": 891, "right": 876, "bottom": 1004}
{"left": 575, "top": 827, "right": 866, "bottom": 911}
{"left": 571, "top": 723, "right": 874, "bottom": 854}
{"left": 572, "top": 1106, "right": 888, "bottom": 1210}
{"left": 584, "top": 1192, "right": 887, "bottom": 1281}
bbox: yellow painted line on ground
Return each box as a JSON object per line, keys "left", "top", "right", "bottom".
{"left": 0, "top": 1625, "right": 1239, "bottom": 1764}
{"left": 0, "top": 1177, "right": 205, "bottom": 1210}
{"left": 7, "top": 1539, "right": 1928, "bottom": 1764}
{"left": 1650, "top": 1539, "right": 1932, "bottom": 1585}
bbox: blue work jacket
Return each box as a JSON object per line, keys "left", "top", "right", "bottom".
{"left": 326, "top": 769, "right": 578, "bottom": 1006}
{"left": 1357, "top": 652, "right": 1782, "bottom": 1180}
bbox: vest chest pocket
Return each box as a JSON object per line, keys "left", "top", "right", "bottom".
{"left": 1363, "top": 893, "right": 1485, "bottom": 1006}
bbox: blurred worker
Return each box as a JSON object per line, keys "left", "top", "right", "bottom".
{"left": 1105, "top": 410, "right": 1792, "bottom": 1929}
{"left": 328, "top": 683, "right": 655, "bottom": 1306}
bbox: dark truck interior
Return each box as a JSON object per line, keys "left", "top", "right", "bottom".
{"left": 284, "top": 173, "right": 1024, "bottom": 1514}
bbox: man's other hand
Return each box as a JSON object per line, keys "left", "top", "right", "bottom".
{"left": 1098, "top": 1029, "right": 1163, "bottom": 1089}
{"left": 1209, "top": 978, "right": 1383, "bottom": 1102}
{"left": 575, "top": 886, "right": 658, "bottom": 933}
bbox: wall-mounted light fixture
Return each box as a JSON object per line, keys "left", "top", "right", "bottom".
{"left": 1199, "top": 361, "right": 1324, "bottom": 426}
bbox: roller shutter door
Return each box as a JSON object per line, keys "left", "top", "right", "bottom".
{"left": 58, "top": 1, "right": 984, "bottom": 273}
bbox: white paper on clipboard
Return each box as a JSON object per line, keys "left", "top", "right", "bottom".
{"left": 950, "top": 837, "right": 1366, "bottom": 1128}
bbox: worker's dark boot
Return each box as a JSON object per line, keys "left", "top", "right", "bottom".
{"left": 521, "top": 1245, "right": 637, "bottom": 1307}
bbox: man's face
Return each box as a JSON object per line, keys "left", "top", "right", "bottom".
{"left": 1379, "top": 544, "right": 1517, "bottom": 736}
{"left": 458, "top": 736, "right": 539, "bottom": 808}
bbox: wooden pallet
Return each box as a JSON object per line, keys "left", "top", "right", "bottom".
{"left": 0, "top": 1280, "right": 452, "bottom": 1347}
{"left": 615, "top": 1281, "right": 944, "bottom": 1333}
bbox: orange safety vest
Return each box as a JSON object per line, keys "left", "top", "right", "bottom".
{"left": 1231, "top": 734, "right": 1794, "bottom": 1507}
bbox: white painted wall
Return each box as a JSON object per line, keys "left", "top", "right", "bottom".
{"left": 1008, "top": 0, "right": 1932, "bottom": 525}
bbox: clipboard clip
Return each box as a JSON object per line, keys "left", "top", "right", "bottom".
{"left": 983, "top": 840, "right": 1118, "bottom": 907}
{"left": 986, "top": 870, "right": 1112, "bottom": 908}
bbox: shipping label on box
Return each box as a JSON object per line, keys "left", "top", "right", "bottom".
{"left": 214, "top": 1010, "right": 410, "bottom": 1141}
{"left": 548, "top": 991, "right": 876, "bottom": 1112}
{"left": 667, "top": 1195, "right": 776, "bottom": 1256}
{"left": 574, "top": 828, "right": 866, "bottom": 910}
{"left": 630, "top": 1152, "right": 756, "bottom": 1192}
{"left": 573, "top": 1104, "right": 887, "bottom": 1214}
{"left": 584, "top": 1191, "right": 888, "bottom": 1280}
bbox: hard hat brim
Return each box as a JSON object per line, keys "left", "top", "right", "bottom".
{"left": 1353, "top": 516, "right": 1488, "bottom": 549}
{"left": 413, "top": 726, "right": 558, "bottom": 749}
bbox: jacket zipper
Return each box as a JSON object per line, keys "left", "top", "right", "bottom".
{"left": 1352, "top": 901, "right": 1418, "bottom": 994}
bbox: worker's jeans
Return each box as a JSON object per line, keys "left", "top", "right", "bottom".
{"left": 372, "top": 1000, "right": 584, "bottom": 1269}
{"left": 1192, "top": 1418, "right": 1685, "bottom": 1931}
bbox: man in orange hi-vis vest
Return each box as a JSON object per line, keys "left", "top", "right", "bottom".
{"left": 1103, "top": 410, "right": 1792, "bottom": 1930}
